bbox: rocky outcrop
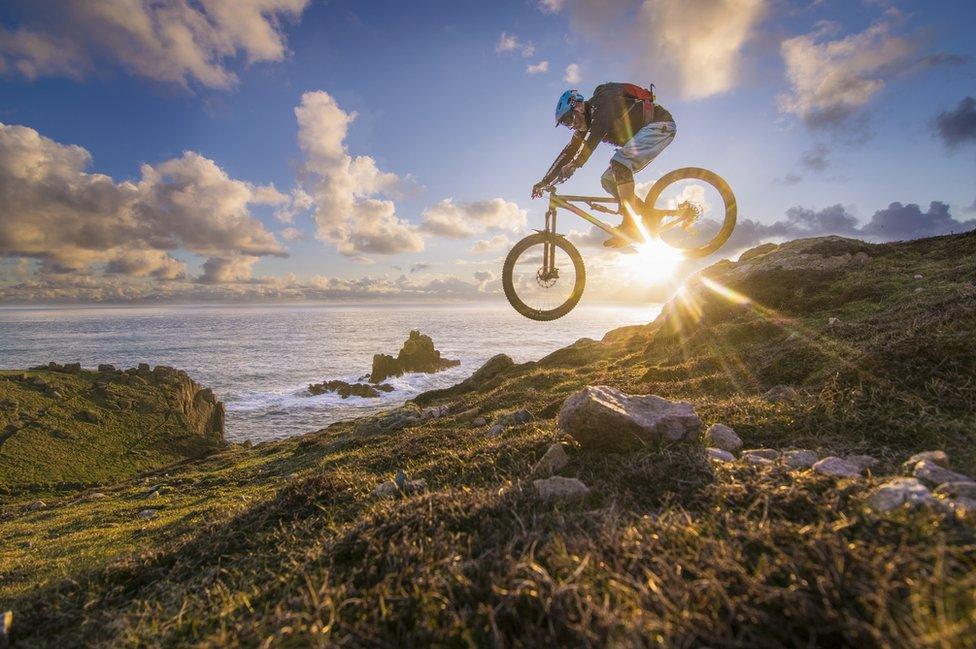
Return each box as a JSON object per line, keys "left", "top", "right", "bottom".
{"left": 726, "top": 237, "right": 872, "bottom": 280}
{"left": 308, "top": 380, "right": 394, "bottom": 399}
{"left": 412, "top": 354, "right": 515, "bottom": 405}
{"left": 162, "top": 368, "right": 225, "bottom": 442}
{"left": 558, "top": 386, "right": 701, "bottom": 451}
{"left": 1, "top": 364, "right": 225, "bottom": 489}
{"left": 370, "top": 330, "right": 460, "bottom": 383}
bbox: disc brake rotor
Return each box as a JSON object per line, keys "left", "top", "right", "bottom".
{"left": 677, "top": 201, "right": 702, "bottom": 230}
{"left": 536, "top": 267, "right": 559, "bottom": 288}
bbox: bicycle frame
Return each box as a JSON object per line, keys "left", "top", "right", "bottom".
{"left": 538, "top": 189, "right": 694, "bottom": 277}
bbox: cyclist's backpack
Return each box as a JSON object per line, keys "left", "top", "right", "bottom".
{"left": 621, "top": 83, "right": 655, "bottom": 123}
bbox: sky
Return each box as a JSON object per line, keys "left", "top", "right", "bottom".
{"left": 1, "top": 0, "right": 975, "bottom": 304}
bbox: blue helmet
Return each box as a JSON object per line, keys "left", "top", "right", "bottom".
{"left": 555, "top": 89, "right": 584, "bottom": 126}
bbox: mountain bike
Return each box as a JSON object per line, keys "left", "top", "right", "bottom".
{"left": 503, "top": 167, "right": 736, "bottom": 321}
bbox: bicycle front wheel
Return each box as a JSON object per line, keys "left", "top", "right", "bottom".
{"left": 503, "top": 232, "right": 586, "bottom": 321}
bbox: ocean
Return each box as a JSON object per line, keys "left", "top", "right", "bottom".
{"left": 0, "top": 302, "right": 660, "bottom": 441}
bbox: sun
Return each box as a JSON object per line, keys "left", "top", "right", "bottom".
{"left": 615, "top": 236, "right": 685, "bottom": 285}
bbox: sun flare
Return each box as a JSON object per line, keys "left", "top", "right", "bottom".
{"left": 616, "top": 236, "right": 685, "bottom": 285}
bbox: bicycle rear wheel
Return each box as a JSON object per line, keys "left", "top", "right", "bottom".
{"left": 644, "top": 167, "right": 736, "bottom": 258}
{"left": 503, "top": 232, "right": 586, "bottom": 321}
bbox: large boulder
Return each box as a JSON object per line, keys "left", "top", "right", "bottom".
{"left": 558, "top": 386, "right": 701, "bottom": 452}
{"left": 370, "top": 330, "right": 461, "bottom": 383}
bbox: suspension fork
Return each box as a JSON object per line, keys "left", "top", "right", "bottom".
{"left": 543, "top": 205, "right": 557, "bottom": 275}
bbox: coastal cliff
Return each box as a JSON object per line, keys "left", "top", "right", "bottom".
{"left": 2, "top": 231, "right": 975, "bottom": 647}
{"left": 0, "top": 363, "right": 224, "bottom": 492}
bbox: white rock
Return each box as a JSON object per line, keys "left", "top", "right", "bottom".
{"left": 532, "top": 443, "right": 570, "bottom": 476}
{"left": 844, "top": 454, "right": 878, "bottom": 471}
{"left": 27, "top": 500, "right": 46, "bottom": 512}
{"left": 706, "top": 447, "right": 735, "bottom": 462}
{"left": 934, "top": 481, "right": 976, "bottom": 500}
{"left": 533, "top": 476, "right": 589, "bottom": 500}
{"left": 703, "top": 423, "right": 742, "bottom": 453}
{"left": 558, "top": 386, "right": 701, "bottom": 451}
{"left": 867, "top": 478, "right": 935, "bottom": 512}
{"left": 137, "top": 509, "right": 157, "bottom": 520}
{"left": 744, "top": 455, "right": 774, "bottom": 466}
{"left": 903, "top": 450, "right": 949, "bottom": 471}
{"left": 914, "top": 287, "right": 924, "bottom": 293}
{"left": 812, "top": 456, "right": 861, "bottom": 478}
{"left": 914, "top": 274, "right": 923, "bottom": 279}
{"left": 742, "top": 448, "right": 780, "bottom": 461}
{"left": 827, "top": 317, "right": 841, "bottom": 327}
{"left": 472, "top": 416, "right": 487, "bottom": 427}
{"left": 913, "top": 460, "right": 973, "bottom": 488}
{"left": 783, "top": 449, "right": 818, "bottom": 469}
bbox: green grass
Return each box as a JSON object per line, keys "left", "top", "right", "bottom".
{"left": 1, "top": 232, "right": 975, "bottom": 647}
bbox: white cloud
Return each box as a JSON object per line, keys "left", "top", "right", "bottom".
{"left": 778, "top": 18, "right": 920, "bottom": 129}
{"left": 0, "top": 122, "right": 285, "bottom": 277}
{"left": 104, "top": 249, "right": 186, "bottom": 280}
{"left": 538, "top": 0, "right": 566, "bottom": 13}
{"left": 280, "top": 227, "right": 306, "bottom": 241}
{"left": 419, "top": 198, "right": 527, "bottom": 239}
{"left": 495, "top": 32, "right": 535, "bottom": 58}
{"left": 252, "top": 183, "right": 290, "bottom": 205}
{"left": 273, "top": 187, "right": 314, "bottom": 223}
{"left": 0, "top": 0, "right": 310, "bottom": 88}
{"left": 564, "top": 63, "right": 581, "bottom": 83}
{"left": 636, "top": 0, "right": 766, "bottom": 100}
{"left": 470, "top": 234, "right": 510, "bottom": 254}
{"left": 526, "top": 60, "right": 549, "bottom": 74}
{"left": 295, "top": 91, "right": 423, "bottom": 256}
{"left": 552, "top": 0, "right": 767, "bottom": 100}
{"left": 197, "top": 255, "right": 259, "bottom": 284}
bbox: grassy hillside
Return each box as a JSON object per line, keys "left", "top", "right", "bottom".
{"left": 2, "top": 232, "right": 975, "bottom": 647}
{"left": 0, "top": 364, "right": 225, "bottom": 495}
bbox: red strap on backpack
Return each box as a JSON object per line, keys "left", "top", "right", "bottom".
{"left": 621, "top": 83, "right": 656, "bottom": 124}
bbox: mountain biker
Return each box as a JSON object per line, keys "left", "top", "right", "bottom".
{"left": 531, "top": 84, "right": 675, "bottom": 247}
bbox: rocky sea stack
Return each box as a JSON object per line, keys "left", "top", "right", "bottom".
{"left": 370, "top": 330, "right": 460, "bottom": 383}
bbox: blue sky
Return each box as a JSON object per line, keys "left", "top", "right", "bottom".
{"left": 1, "top": 0, "right": 974, "bottom": 303}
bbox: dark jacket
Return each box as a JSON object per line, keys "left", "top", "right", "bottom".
{"left": 541, "top": 83, "right": 674, "bottom": 185}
